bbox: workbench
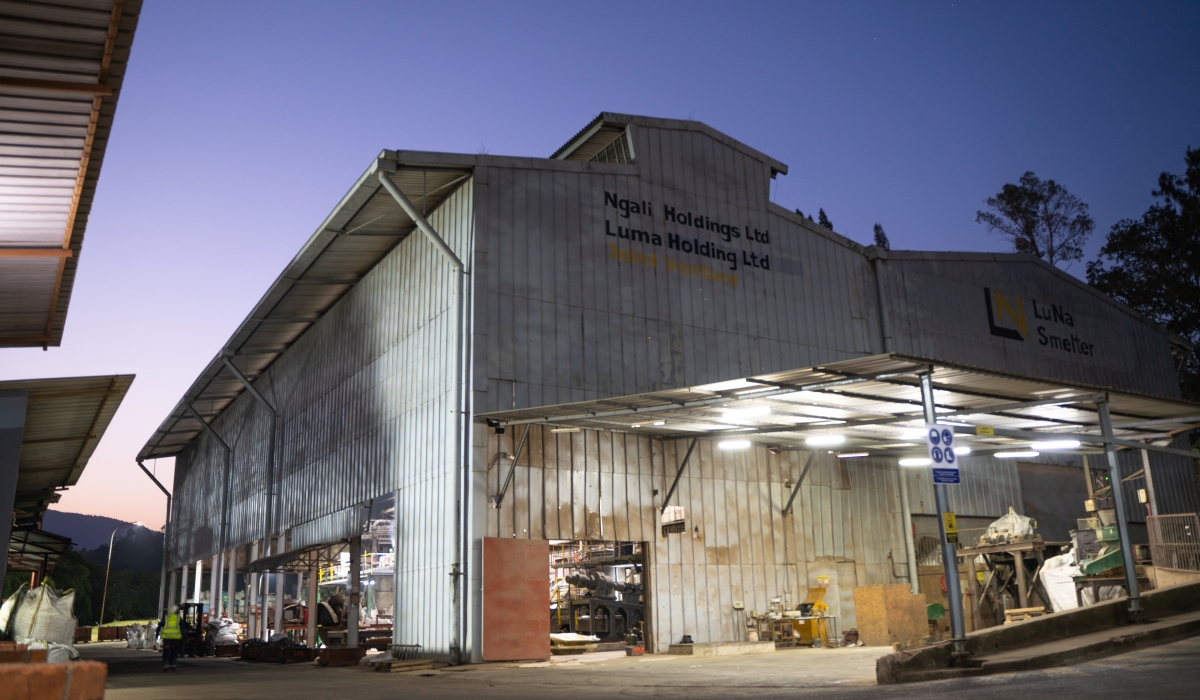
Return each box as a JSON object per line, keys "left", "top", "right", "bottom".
{"left": 753, "top": 615, "right": 838, "bottom": 648}
{"left": 959, "top": 540, "right": 1047, "bottom": 628}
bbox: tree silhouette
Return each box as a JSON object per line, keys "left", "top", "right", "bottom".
{"left": 873, "top": 223, "right": 890, "bottom": 250}
{"left": 976, "top": 172, "right": 1094, "bottom": 267}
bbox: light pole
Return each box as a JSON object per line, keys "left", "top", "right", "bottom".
{"left": 99, "top": 522, "right": 141, "bottom": 625}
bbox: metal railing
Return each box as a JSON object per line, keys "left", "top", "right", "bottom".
{"left": 1147, "top": 513, "right": 1200, "bottom": 572}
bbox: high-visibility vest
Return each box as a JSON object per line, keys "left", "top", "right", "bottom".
{"left": 162, "top": 614, "right": 182, "bottom": 640}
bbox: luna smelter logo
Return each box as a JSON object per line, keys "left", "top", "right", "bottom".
{"left": 984, "top": 288, "right": 1097, "bottom": 356}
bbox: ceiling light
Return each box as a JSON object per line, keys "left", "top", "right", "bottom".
{"left": 900, "top": 429, "right": 925, "bottom": 440}
{"left": 723, "top": 406, "right": 772, "bottom": 419}
{"left": 1030, "top": 440, "right": 1081, "bottom": 450}
{"left": 653, "top": 421, "right": 666, "bottom": 426}
{"left": 954, "top": 446, "right": 971, "bottom": 456}
{"left": 631, "top": 424, "right": 641, "bottom": 428}
{"left": 719, "top": 440, "right": 751, "bottom": 450}
{"left": 899, "top": 458, "right": 930, "bottom": 467}
{"left": 994, "top": 450, "right": 1039, "bottom": 459}
{"left": 837, "top": 452, "right": 869, "bottom": 459}
{"left": 805, "top": 434, "right": 845, "bottom": 447}
{"left": 550, "top": 427, "right": 580, "bottom": 433}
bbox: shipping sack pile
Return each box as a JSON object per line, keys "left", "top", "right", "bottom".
{"left": 0, "top": 584, "right": 80, "bottom": 662}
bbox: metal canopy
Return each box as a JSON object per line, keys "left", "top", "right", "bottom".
{"left": 0, "top": 374, "right": 133, "bottom": 526}
{"left": 138, "top": 154, "right": 473, "bottom": 460}
{"left": 7, "top": 526, "right": 71, "bottom": 574}
{"left": 478, "top": 353, "right": 1200, "bottom": 459}
{"left": 0, "top": 0, "right": 141, "bottom": 347}
{"left": 246, "top": 541, "right": 347, "bottom": 574}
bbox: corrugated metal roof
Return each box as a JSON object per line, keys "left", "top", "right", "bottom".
{"left": 478, "top": 353, "right": 1200, "bottom": 458}
{"left": 0, "top": 373, "right": 134, "bottom": 526}
{"left": 0, "top": 0, "right": 142, "bottom": 347}
{"left": 7, "top": 526, "right": 71, "bottom": 574}
{"left": 138, "top": 153, "right": 474, "bottom": 460}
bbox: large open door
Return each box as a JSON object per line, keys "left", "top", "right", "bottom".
{"left": 482, "top": 537, "right": 550, "bottom": 661}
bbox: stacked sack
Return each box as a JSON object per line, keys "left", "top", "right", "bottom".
{"left": 0, "top": 584, "right": 80, "bottom": 662}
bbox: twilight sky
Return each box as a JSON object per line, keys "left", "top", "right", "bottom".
{"left": 5, "top": 1, "right": 1198, "bottom": 529}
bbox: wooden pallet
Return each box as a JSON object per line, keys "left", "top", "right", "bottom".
{"left": 374, "top": 659, "right": 435, "bottom": 673}
{"left": 1004, "top": 606, "right": 1046, "bottom": 623}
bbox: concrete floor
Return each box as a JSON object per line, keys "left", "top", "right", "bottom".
{"left": 84, "top": 636, "right": 1200, "bottom": 699}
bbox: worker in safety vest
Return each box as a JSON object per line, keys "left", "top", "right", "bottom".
{"left": 159, "top": 605, "right": 184, "bottom": 671}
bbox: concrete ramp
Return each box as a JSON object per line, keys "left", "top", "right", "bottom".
{"left": 877, "top": 579, "right": 1200, "bottom": 683}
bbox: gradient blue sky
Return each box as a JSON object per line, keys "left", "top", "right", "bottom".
{"left": 6, "top": 1, "right": 1198, "bottom": 528}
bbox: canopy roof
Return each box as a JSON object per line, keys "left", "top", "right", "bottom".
{"left": 0, "top": 374, "right": 133, "bottom": 526}
{"left": 138, "top": 153, "right": 473, "bottom": 460}
{"left": 7, "top": 526, "right": 71, "bottom": 574}
{"left": 479, "top": 354, "right": 1200, "bottom": 459}
{"left": 0, "top": 0, "right": 141, "bottom": 347}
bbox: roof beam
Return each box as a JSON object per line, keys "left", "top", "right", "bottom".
{"left": 0, "top": 248, "right": 72, "bottom": 259}
{"left": 0, "top": 77, "right": 112, "bottom": 96}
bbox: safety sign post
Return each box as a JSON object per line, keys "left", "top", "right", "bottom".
{"left": 926, "top": 424, "right": 960, "bottom": 484}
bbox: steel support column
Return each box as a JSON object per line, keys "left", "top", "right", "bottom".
{"left": 920, "top": 372, "right": 966, "bottom": 653}
{"left": 193, "top": 559, "right": 203, "bottom": 605}
{"left": 897, "top": 464, "right": 920, "bottom": 594}
{"left": 185, "top": 403, "right": 232, "bottom": 619}
{"left": 273, "top": 534, "right": 287, "bottom": 635}
{"left": 307, "top": 562, "right": 318, "bottom": 646}
{"left": 348, "top": 535, "right": 362, "bottom": 648}
{"left": 1097, "top": 399, "right": 1143, "bottom": 617}
{"left": 226, "top": 550, "right": 236, "bottom": 618}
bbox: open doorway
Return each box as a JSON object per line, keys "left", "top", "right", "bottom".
{"left": 549, "top": 541, "right": 645, "bottom": 644}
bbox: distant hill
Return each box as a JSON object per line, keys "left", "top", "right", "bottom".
{"left": 42, "top": 510, "right": 145, "bottom": 551}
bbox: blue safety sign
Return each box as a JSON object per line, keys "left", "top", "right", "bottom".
{"left": 926, "top": 423, "right": 960, "bottom": 484}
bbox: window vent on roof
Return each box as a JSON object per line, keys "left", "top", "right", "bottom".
{"left": 590, "top": 130, "right": 632, "bottom": 164}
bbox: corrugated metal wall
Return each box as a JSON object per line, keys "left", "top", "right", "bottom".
{"left": 880, "top": 253, "right": 1182, "bottom": 398}
{"left": 481, "top": 425, "right": 914, "bottom": 649}
{"left": 171, "top": 179, "right": 474, "bottom": 657}
{"left": 470, "top": 124, "right": 880, "bottom": 414}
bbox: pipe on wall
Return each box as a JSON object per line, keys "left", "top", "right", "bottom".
{"left": 136, "top": 459, "right": 172, "bottom": 620}
{"left": 377, "top": 169, "right": 471, "bottom": 661}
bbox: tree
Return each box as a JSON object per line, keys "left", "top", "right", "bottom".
{"left": 873, "top": 223, "right": 891, "bottom": 250}
{"left": 976, "top": 172, "right": 1094, "bottom": 267}
{"left": 818, "top": 208, "right": 833, "bottom": 230}
{"left": 1087, "top": 147, "right": 1200, "bottom": 400}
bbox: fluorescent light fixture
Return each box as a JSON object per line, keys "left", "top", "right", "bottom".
{"left": 954, "top": 446, "right": 972, "bottom": 456}
{"left": 837, "top": 452, "right": 869, "bottom": 459}
{"left": 1030, "top": 440, "right": 1081, "bottom": 450}
{"left": 899, "top": 458, "right": 931, "bottom": 467}
{"left": 805, "top": 434, "right": 845, "bottom": 447}
{"left": 719, "top": 440, "right": 752, "bottom": 450}
{"left": 900, "top": 429, "right": 926, "bottom": 440}
{"left": 550, "top": 427, "right": 581, "bottom": 433}
{"left": 653, "top": 421, "right": 666, "bottom": 426}
{"left": 723, "top": 405, "right": 772, "bottom": 418}
{"left": 994, "top": 450, "right": 1039, "bottom": 459}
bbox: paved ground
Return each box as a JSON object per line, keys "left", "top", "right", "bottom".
{"left": 84, "top": 636, "right": 1200, "bottom": 699}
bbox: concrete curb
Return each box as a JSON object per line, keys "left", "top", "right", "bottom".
{"left": 891, "top": 615, "right": 1200, "bottom": 684}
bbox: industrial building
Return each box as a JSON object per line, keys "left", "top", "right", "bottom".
{"left": 140, "top": 113, "right": 1200, "bottom": 662}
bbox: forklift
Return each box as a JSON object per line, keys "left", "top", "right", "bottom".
{"left": 177, "top": 602, "right": 208, "bottom": 657}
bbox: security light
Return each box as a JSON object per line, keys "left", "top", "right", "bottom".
{"left": 1030, "top": 440, "right": 1080, "bottom": 450}
{"left": 805, "top": 434, "right": 845, "bottom": 447}
{"left": 723, "top": 406, "right": 771, "bottom": 418}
